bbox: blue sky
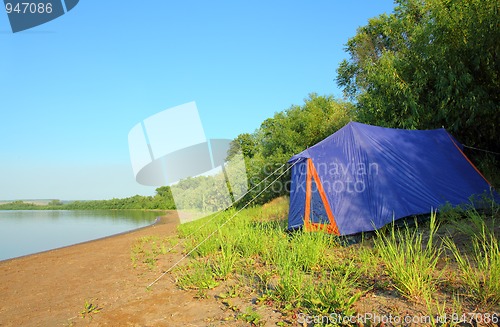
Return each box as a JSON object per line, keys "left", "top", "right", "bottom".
{"left": 0, "top": 1, "right": 395, "bottom": 200}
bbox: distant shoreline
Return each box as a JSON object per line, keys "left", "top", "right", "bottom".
{"left": 0, "top": 199, "right": 54, "bottom": 206}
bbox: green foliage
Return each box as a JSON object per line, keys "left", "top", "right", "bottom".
{"left": 211, "top": 230, "right": 240, "bottom": 280}
{"left": 48, "top": 199, "right": 63, "bottom": 206}
{"left": 237, "top": 307, "right": 262, "bottom": 325}
{"left": 80, "top": 299, "right": 101, "bottom": 320}
{"left": 337, "top": 0, "right": 500, "bottom": 154}
{"left": 130, "top": 235, "right": 174, "bottom": 270}
{"left": 0, "top": 186, "right": 176, "bottom": 210}
{"left": 228, "top": 133, "right": 256, "bottom": 159}
{"left": 0, "top": 200, "right": 40, "bottom": 210}
{"left": 176, "top": 260, "right": 219, "bottom": 298}
{"left": 169, "top": 174, "right": 233, "bottom": 215}
{"left": 145, "top": 197, "right": 499, "bottom": 319}
{"left": 65, "top": 186, "right": 176, "bottom": 210}
{"left": 170, "top": 94, "right": 354, "bottom": 213}
{"left": 238, "top": 94, "right": 355, "bottom": 206}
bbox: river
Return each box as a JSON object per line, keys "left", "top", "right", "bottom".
{"left": 0, "top": 210, "right": 160, "bottom": 261}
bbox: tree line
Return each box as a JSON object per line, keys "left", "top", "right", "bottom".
{"left": 0, "top": 186, "right": 176, "bottom": 210}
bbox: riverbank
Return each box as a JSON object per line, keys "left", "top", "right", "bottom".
{"left": 0, "top": 211, "right": 231, "bottom": 326}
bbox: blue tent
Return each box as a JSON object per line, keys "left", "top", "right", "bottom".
{"left": 287, "top": 122, "right": 496, "bottom": 235}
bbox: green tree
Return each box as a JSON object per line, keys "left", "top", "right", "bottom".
{"left": 228, "top": 133, "right": 257, "bottom": 160}
{"left": 48, "top": 199, "right": 63, "bottom": 206}
{"left": 153, "top": 186, "right": 176, "bottom": 209}
{"left": 337, "top": 0, "right": 499, "bottom": 153}
{"left": 239, "top": 94, "right": 355, "bottom": 205}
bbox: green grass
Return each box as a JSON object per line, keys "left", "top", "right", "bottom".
{"left": 211, "top": 229, "right": 240, "bottom": 280}
{"left": 174, "top": 197, "right": 364, "bottom": 317}
{"left": 80, "top": 298, "right": 101, "bottom": 320}
{"left": 237, "top": 306, "right": 262, "bottom": 325}
{"left": 134, "top": 196, "right": 500, "bottom": 324}
{"left": 176, "top": 259, "right": 219, "bottom": 298}
{"left": 374, "top": 211, "right": 442, "bottom": 303}
{"left": 130, "top": 235, "right": 175, "bottom": 270}
{"left": 443, "top": 209, "right": 500, "bottom": 308}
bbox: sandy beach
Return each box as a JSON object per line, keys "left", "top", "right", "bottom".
{"left": 0, "top": 212, "right": 234, "bottom": 327}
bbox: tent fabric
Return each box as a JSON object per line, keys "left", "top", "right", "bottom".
{"left": 287, "top": 122, "right": 497, "bottom": 236}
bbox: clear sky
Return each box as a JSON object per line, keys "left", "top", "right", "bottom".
{"left": 0, "top": 1, "right": 395, "bottom": 200}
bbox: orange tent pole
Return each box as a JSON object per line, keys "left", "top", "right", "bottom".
{"left": 308, "top": 159, "right": 340, "bottom": 235}
{"left": 303, "top": 158, "right": 341, "bottom": 235}
{"left": 446, "top": 133, "right": 491, "bottom": 186}
{"left": 304, "top": 159, "right": 312, "bottom": 231}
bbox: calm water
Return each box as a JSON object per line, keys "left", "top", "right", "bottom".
{"left": 0, "top": 210, "right": 159, "bottom": 261}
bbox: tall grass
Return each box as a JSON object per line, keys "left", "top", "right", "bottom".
{"left": 174, "top": 197, "right": 362, "bottom": 315}
{"left": 176, "top": 259, "right": 219, "bottom": 298}
{"left": 443, "top": 208, "right": 500, "bottom": 307}
{"left": 211, "top": 229, "right": 240, "bottom": 280}
{"left": 137, "top": 196, "right": 499, "bottom": 321}
{"left": 374, "top": 211, "right": 442, "bottom": 302}
{"left": 269, "top": 234, "right": 362, "bottom": 315}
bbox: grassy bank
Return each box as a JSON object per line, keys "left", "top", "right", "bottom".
{"left": 132, "top": 197, "right": 499, "bottom": 326}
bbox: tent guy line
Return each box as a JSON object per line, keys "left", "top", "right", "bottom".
{"left": 146, "top": 160, "right": 295, "bottom": 289}
{"left": 462, "top": 144, "right": 500, "bottom": 156}
{"left": 145, "top": 160, "right": 289, "bottom": 275}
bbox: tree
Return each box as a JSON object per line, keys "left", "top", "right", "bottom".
{"left": 337, "top": 0, "right": 499, "bottom": 153}
{"left": 238, "top": 94, "right": 355, "bottom": 205}
{"left": 228, "top": 133, "right": 257, "bottom": 160}
{"left": 153, "top": 186, "right": 176, "bottom": 210}
{"left": 48, "top": 199, "right": 63, "bottom": 206}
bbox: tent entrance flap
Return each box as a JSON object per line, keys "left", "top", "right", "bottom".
{"left": 304, "top": 159, "right": 340, "bottom": 235}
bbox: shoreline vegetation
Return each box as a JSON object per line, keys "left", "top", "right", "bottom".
{"left": 0, "top": 186, "right": 176, "bottom": 211}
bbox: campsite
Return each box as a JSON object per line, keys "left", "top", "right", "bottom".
{"left": 1, "top": 98, "right": 498, "bottom": 325}
{"left": 2, "top": 196, "right": 497, "bottom": 326}
{"left": 0, "top": 192, "right": 498, "bottom": 326}
{"left": 1, "top": 0, "right": 499, "bottom": 325}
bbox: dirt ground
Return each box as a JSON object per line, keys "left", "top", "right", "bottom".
{"left": 0, "top": 212, "right": 269, "bottom": 327}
